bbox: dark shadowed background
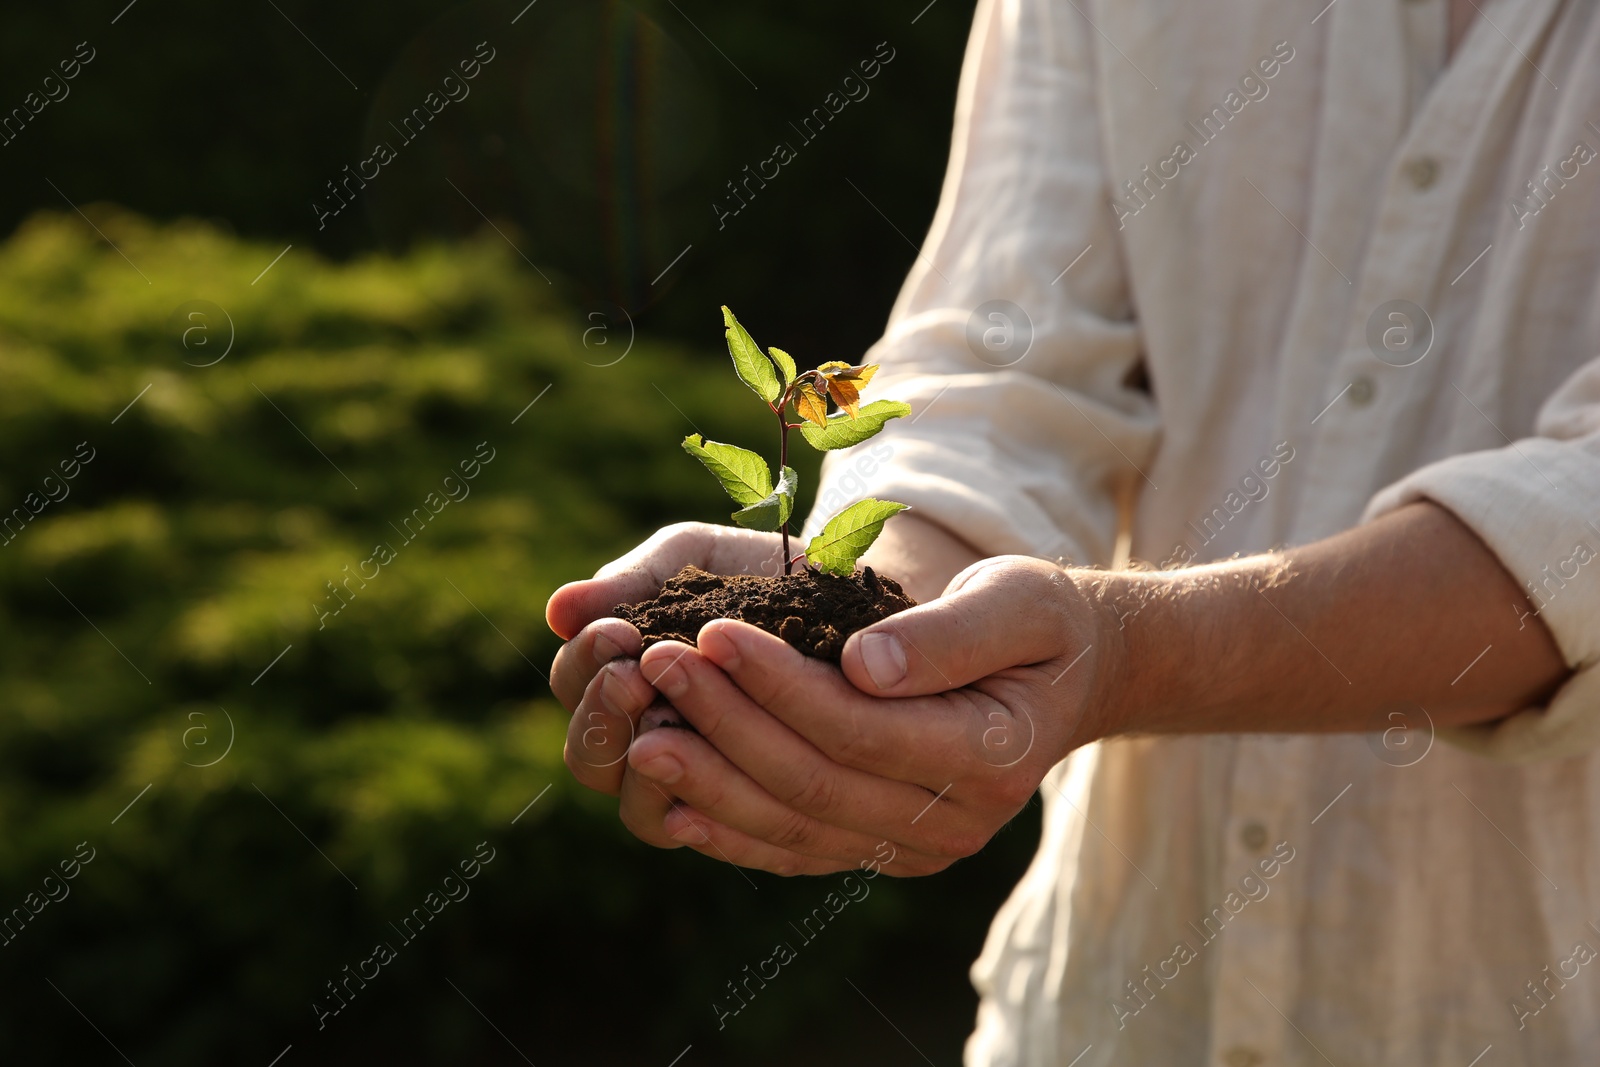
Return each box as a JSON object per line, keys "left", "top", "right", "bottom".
{"left": 0, "top": 1, "right": 1048, "bottom": 1064}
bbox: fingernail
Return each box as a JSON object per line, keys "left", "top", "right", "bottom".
{"left": 859, "top": 632, "right": 907, "bottom": 690}
{"left": 636, "top": 752, "right": 684, "bottom": 785}
{"left": 696, "top": 625, "right": 741, "bottom": 670}
{"left": 643, "top": 652, "right": 689, "bottom": 699}
{"left": 592, "top": 631, "right": 623, "bottom": 664}
{"left": 599, "top": 669, "right": 631, "bottom": 715}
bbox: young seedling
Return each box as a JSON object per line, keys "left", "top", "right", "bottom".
{"left": 682, "top": 306, "right": 911, "bottom": 576}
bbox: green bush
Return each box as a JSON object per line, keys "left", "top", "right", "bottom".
{"left": 0, "top": 1, "right": 978, "bottom": 362}
{"left": 0, "top": 211, "right": 1036, "bottom": 1064}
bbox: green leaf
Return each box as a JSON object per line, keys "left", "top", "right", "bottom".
{"left": 732, "top": 465, "right": 798, "bottom": 532}
{"left": 799, "top": 399, "right": 911, "bottom": 451}
{"left": 721, "top": 306, "right": 781, "bottom": 404}
{"left": 805, "top": 499, "right": 910, "bottom": 575}
{"left": 767, "top": 346, "right": 797, "bottom": 388}
{"left": 682, "top": 434, "right": 772, "bottom": 506}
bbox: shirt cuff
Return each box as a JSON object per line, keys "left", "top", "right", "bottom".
{"left": 801, "top": 373, "right": 1137, "bottom": 566}
{"left": 1362, "top": 435, "right": 1600, "bottom": 762}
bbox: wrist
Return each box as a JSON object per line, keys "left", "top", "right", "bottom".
{"left": 1056, "top": 567, "right": 1139, "bottom": 751}
{"left": 1065, "top": 566, "right": 1200, "bottom": 743}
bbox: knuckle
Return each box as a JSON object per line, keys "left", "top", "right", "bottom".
{"left": 684, "top": 681, "right": 731, "bottom": 740}
{"left": 770, "top": 809, "right": 818, "bottom": 854}
{"left": 756, "top": 671, "right": 801, "bottom": 715}
{"left": 659, "top": 520, "right": 705, "bottom": 541}
{"left": 695, "top": 710, "right": 728, "bottom": 746}
{"left": 729, "top": 652, "right": 804, "bottom": 713}
{"left": 686, "top": 765, "right": 727, "bottom": 812}
{"left": 786, "top": 762, "right": 839, "bottom": 817}
{"left": 832, "top": 723, "right": 883, "bottom": 770}
{"left": 652, "top": 521, "right": 708, "bottom": 561}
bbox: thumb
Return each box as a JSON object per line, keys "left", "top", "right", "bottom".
{"left": 545, "top": 523, "right": 712, "bottom": 640}
{"left": 840, "top": 556, "right": 1071, "bottom": 696}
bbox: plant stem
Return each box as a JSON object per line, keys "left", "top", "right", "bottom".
{"left": 777, "top": 401, "right": 792, "bottom": 575}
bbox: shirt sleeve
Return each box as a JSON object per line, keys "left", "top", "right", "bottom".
{"left": 1362, "top": 356, "right": 1600, "bottom": 762}
{"left": 800, "top": 0, "right": 1159, "bottom": 568}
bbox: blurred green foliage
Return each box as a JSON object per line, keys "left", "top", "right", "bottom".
{"left": 0, "top": 0, "right": 978, "bottom": 361}
{"left": 0, "top": 213, "right": 1037, "bottom": 1064}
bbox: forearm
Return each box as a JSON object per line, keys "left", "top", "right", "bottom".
{"left": 1086, "top": 501, "right": 1570, "bottom": 737}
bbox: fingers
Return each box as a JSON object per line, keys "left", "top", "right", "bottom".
{"left": 617, "top": 759, "right": 684, "bottom": 850}
{"left": 840, "top": 556, "right": 1072, "bottom": 698}
{"left": 638, "top": 636, "right": 948, "bottom": 837}
{"left": 662, "top": 808, "right": 875, "bottom": 877}
{"left": 546, "top": 524, "right": 705, "bottom": 640}
{"left": 624, "top": 715, "right": 909, "bottom": 866}
{"left": 673, "top": 622, "right": 978, "bottom": 790}
{"left": 544, "top": 523, "right": 780, "bottom": 640}
{"left": 551, "top": 618, "right": 641, "bottom": 711}
{"left": 563, "top": 659, "right": 658, "bottom": 795}
{"left": 617, "top": 739, "right": 855, "bottom": 875}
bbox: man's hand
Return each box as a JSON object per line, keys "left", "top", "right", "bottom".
{"left": 547, "top": 522, "right": 783, "bottom": 811}
{"left": 546, "top": 512, "right": 986, "bottom": 856}
{"left": 624, "top": 556, "right": 1114, "bottom": 876}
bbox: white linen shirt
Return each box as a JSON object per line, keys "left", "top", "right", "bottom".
{"left": 800, "top": 0, "right": 1600, "bottom": 1063}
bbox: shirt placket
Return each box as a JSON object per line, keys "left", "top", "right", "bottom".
{"left": 1205, "top": 735, "right": 1309, "bottom": 1067}
{"left": 1226, "top": 4, "right": 1563, "bottom": 1067}
{"left": 1295, "top": 0, "right": 1560, "bottom": 540}
{"left": 1212, "top": 4, "right": 1552, "bottom": 1066}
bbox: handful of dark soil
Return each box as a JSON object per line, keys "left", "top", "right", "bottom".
{"left": 615, "top": 564, "right": 916, "bottom": 663}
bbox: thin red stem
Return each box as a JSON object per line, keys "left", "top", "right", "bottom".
{"left": 778, "top": 395, "right": 792, "bottom": 575}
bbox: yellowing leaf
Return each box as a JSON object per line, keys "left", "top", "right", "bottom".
{"left": 794, "top": 382, "right": 828, "bottom": 427}
{"left": 826, "top": 378, "right": 863, "bottom": 418}
{"left": 818, "top": 361, "right": 878, "bottom": 384}
{"left": 817, "top": 362, "right": 880, "bottom": 419}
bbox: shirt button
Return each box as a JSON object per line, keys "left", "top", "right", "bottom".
{"left": 1348, "top": 375, "right": 1376, "bottom": 406}
{"left": 1224, "top": 1048, "right": 1264, "bottom": 1067}
{"left": 1405, "top": 156, "right": 1440, "bottom": 189}
{"left": 1240, "top": 821, "right": 1268, "bottom": 851}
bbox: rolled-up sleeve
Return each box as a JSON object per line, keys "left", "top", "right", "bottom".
{"left": 800, "top": 0, "right": 1159, "bottom": 568}
{"left": 1363, "top": 356, "right": 1600, "bottom": 762}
